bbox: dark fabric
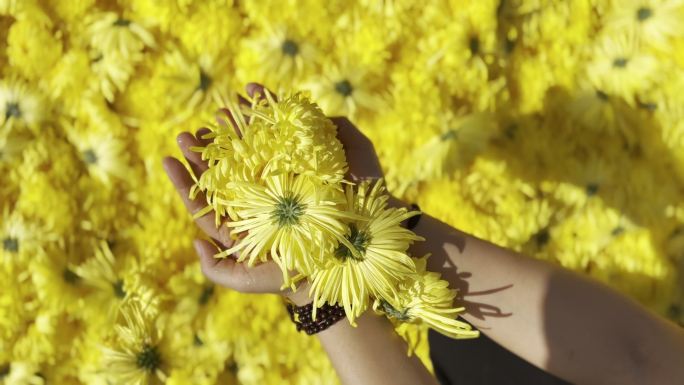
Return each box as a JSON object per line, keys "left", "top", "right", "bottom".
{"left": 429, "top": 330, "right": 571, "bottom": 385}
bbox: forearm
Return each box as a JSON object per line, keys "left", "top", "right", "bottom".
{"left": 317, "top": 312, "right": 438, "bottom": 385}
{"left": 286, "top": 286, "right": 437, "bottom": 385}
{"left": 409, "top": 212, "right": 684, "bottom": 384}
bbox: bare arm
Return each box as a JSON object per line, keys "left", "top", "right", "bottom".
{"left": 286, "top": 287, "right": 438, "bottom": 385}
{"left": 407, "top": 211, "right": 684, "bottom": 385}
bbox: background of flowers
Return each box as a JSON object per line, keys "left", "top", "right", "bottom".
{"left": 1, "top": 0, "right": 683, "bottom": 383}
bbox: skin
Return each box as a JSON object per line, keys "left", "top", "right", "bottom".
{"left": 163, "top": 83, "right": 684, "bottom": 385}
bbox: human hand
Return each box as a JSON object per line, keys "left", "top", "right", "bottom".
{"left": 163, "top": 83, "right": 315, "bottom": 305}
{"left": 162, "top": 83, "right": 398, "bottom": 304}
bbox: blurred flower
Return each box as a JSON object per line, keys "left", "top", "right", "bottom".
{"left": 305, "top": 61, "right": 384, "bottom": 118}
{"left": 604, "top": 0, "right": 684, "bottom": 49}
{"left": 240, "top": 25, "right": 317, "bottom": 83}
{"left": 0, "top": 77, "right": 46, "bottom": 133}
{"left": 101, "top": 300, "right": 169, "bottom": 385}
{"left": 586, "top": 33, "right": 658, "bottom": 103}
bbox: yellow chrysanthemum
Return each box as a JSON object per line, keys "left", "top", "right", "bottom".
{"left": 101, "top": 300, "right": 169, "bottom": 385}
{"left": 75, "top": 241, "right": 130, "bottom": 321}
{"left": 567, "top": 87, "right": 638, "bottom": 136}
{"left": 159, "top": 49, "right": 232, "bottom": 124}
{"left": 87, "top": 12, "right": 155, "bottom": 59}
{"left": 605, "top": 0, "right": 684, "bottom": 49}
{"left": 309, "top": 180, "right": 422, "bottom": 323}
{"left": 244, "top": 91, "right": 347, "bottom": 181}
{"left": 374, "top": 257, "right": 479, "bottom": 340}
{"left": 221, "top": 173, "right": 358, "bottom": 283}
{"left": 6, "top": 16, "right": 62, "bottom": 81}
{"left": 396, "top": 113, "right": 495, "bottom": 189}
{"left": 66, "top": 124, "right": 131, "bottom": 184}
{"left": 305, "top": 61, "right": 384, "bottom": 119}
{"left": 86, "top": 12, "right": 155, "bottom": 101}
{"left": 0, "top": 207, "right": 43, "bottom": 269}
{"left": 238, "top": 25, "right": 317, "bottom": 84}
{"left": 197, "top": 91, "right": 348, "bottom": 221}
{"left": 0, "top": 127, "right": 27, "bottom": 165}
{"left": 586, "top": 33, "right": 658, "bottom": 103}
{"left": 0, "top": 361, "right": 44, "bottom": 385}
{"left": 0, "top": 77, "right": 46, "bottom": 133}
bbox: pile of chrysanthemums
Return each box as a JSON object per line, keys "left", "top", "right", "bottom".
{"left": 1, "top": 0, "right": 683, "bottom": 384}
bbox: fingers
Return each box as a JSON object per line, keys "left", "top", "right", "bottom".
{"left": 216, "top": 91, "right": 252, "bottom": 138}
{"left": 216, "top": 108, "right": 242, "bottom": 139}
{"left": 162, "top": 156, "right": 222, "bottom": 241}
{"left": 194, "top": 239, "right": 284, "bottom": 293}
{"left": 195, "top": 128, "right": 212, "bottom": 146}
{"left": 177, "top": 132, "right": 208, "bottom": 178}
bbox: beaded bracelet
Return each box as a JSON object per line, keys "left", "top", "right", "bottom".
{"left": 285, "top": 301, "right": 346, "bottom": 335}
{"left": 407, "top": 203, "right": 422, "bottom": 230}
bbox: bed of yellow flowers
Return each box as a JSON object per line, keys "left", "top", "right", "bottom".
{"left": 1, "top": 0, "right": 684, "bottom": 384}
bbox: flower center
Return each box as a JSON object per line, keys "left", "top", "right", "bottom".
{"left": 469, "top": 35, "right": 480, "bottom": 55}
{"left": 281, "top": 39, "right": 299, "bottom": 57}
{"left": 2, "top": 237, "right": 18, "bottom": 252}
{"left": 334, "top": 80, "right": 353, "bottom": 97}
{"left": 335, "top": 224, "right": 371, "bottom": 261}
{"left": 272, "top": 194, "right": 306, "bottom": 227}
{"left": 595, "top": 90, "right": 609, "bottom": 101}
{"left": 136, "top": 344, "right": 162, "bottom": 372}
{"left": 379, "top": 300, "right": 411, "bottom": 321}
{"left": 612, "top": 57, "right": 629, "bottom": 68}
{"left": 586, "top": 183, "right": 599, "bottom": 196}
{"left": 535, "top": 228, "right": 550, "bottom": 247}
{"left": 113, "top": 18, "right": 131, "bottom": 27}
{"left": 5, "top": 102, "right": 21, "bottom": 120}
{"left": 113, "top": 279, "right": 126, "bottom": 298}
{"left": 198, "top": 69, "right": 212, "bottom": 92}
{"left": 636, "top": 7, "right": 652, "bottom": 21}
{"left": 63, "top": 268, "right": 80, "bottom": 284}
{"left": 194, "top": 333, "right": 203, "bottom": 346}
{"left": 440, "top": 129, "right": 457, "bottom": 141}
{"left": 198, "top": 285, "right": 214, "bottom": 305}
{"left": 83, "top": 149, "right": 98, "bottom": 164}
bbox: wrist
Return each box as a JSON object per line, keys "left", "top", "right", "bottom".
{"left": 283, "top": 282, "right": 312, "bottom": 306}
{"left": 388, "top": 195, "right": 409, "bottom": 209}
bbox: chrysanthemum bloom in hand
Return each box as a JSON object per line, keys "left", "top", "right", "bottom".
{"left": 309, "top": 180, "right": 423, "bottom": 324}
{"left": 220, "top": 172, "right": 359, "bottom": 286}
{"left": 374, "top": 258, "right": 479, "bottom": 340}
{"left": 196, "top": 91, "right": 347, "bottom": 222}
